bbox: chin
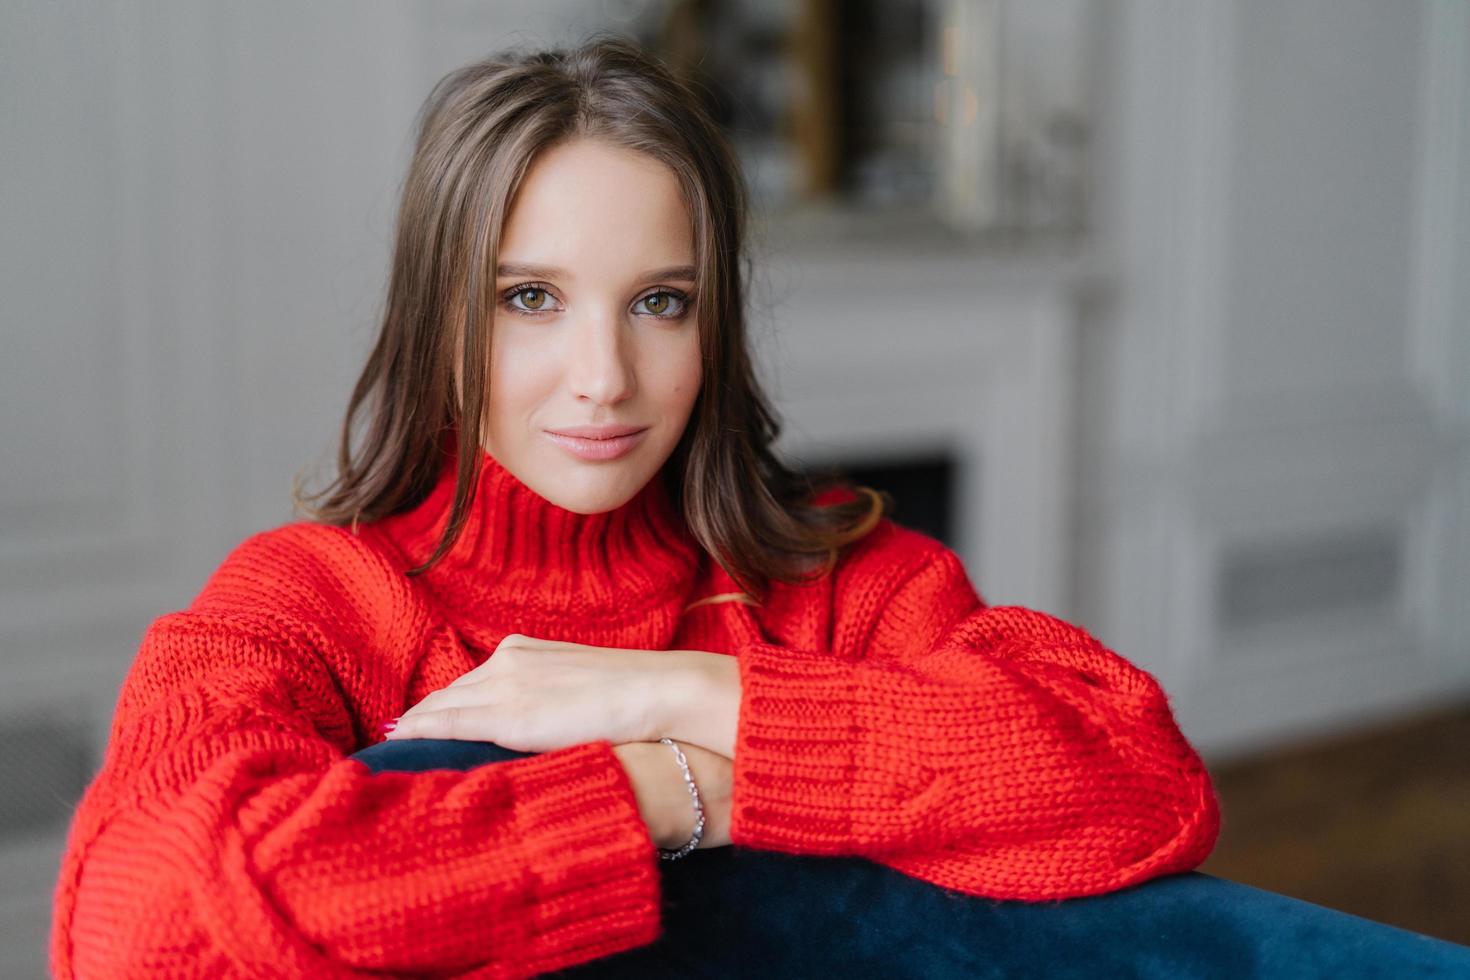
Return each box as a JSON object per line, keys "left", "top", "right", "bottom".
{"left": 543, "top": 470, "right": 645, "bottom": 514}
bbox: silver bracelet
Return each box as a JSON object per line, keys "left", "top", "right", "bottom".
{"left": 657, "top": 737, "right": 705, "bottom": 861}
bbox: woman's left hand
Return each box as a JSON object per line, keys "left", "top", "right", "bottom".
{"left": 380, "top": 633, "right": 738, "bottom": 755}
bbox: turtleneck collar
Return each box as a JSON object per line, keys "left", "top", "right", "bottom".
{"left": 365, "top": 436, "right": 705, "bottom": 627}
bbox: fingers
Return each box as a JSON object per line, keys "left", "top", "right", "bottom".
{"left": 384, "top": 704, "right": 487, "bottom": 741}
{"left": 384, "top": 688, "right": 498, "bottom": 742}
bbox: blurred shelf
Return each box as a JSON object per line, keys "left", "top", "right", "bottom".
{"left": 751, "top": 202, "right": 1110, "bottom": 299}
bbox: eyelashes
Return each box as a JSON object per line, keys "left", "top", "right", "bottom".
{"left": 500, "top": 282, "right": 693, "bottom": 320}
{"left": 632, "top": 289, "right": 689, "bottom": 318}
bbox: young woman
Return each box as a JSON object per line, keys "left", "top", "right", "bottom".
{"left": 51, "top": 35, "right": 1220, "bottom": 978}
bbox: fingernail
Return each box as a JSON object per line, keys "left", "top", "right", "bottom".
{"left": 379, "top": 718, "right": 399, "bottom": 734}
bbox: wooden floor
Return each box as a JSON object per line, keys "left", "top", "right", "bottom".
{"left": 1198, "top": 700, "right": 1470, "bottom": 947}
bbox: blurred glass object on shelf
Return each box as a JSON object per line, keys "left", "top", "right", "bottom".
{"left": 613, "top": 0, "right": 1098, "bottom": 242}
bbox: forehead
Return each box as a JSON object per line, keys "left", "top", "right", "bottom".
{"left": 498, "top": 137, "right": 694, "bottom": 275}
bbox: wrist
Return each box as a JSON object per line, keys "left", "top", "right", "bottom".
{"left": 612, "top": 741, "right": 695, "bottom": 850}
{"left": 653, "top": 651, "right": 740, "bottom": 759}
{"left": 655, "top": 738, "right": 705, "bottom": 858}
{"left": 646, "top": 743, "right": 685, "bottom": 852}
{"left": 648, "top": 651, "right": 713, "bottom": 741}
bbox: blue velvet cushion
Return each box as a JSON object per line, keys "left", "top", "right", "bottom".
{"left": 350, "top": 738, "right": 1470, "bottom": 978}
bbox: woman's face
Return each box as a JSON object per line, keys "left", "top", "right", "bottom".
{"left": 480, "top": 136, "right": 702, "bottom": 514}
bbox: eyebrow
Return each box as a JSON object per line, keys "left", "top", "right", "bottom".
{"left": 495, "top": 262, "right": 697, "bottom": 283}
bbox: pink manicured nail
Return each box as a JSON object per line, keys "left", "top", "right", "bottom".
{"left": 380, "top": 718, "right": 399, "bottom": 734}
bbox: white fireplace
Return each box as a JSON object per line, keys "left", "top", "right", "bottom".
{"left": 754, "top": 223, "right": 1092, "bottom": 618}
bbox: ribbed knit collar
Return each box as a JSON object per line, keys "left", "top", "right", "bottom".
{"left": 366, "top": 437, "right": 705, "bottom": 627}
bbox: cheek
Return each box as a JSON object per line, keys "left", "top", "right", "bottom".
{"left": 485, "top": 328, "right": 555, "bottom": 424}
{"left": 677, "top": 327, "right": 703, "bottom": 383}
{"left": 661, "top": 341, "right": 703, "bottom": 410}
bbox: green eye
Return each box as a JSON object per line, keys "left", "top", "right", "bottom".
{"left": 636, "top": 290, "right": 687, "bottom": 318}
{"left": 515, "top": 287, "right": 547, "bottom": 311}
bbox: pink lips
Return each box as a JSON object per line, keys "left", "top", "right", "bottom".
{"left": 544, "top": 424, "right": 650, "bottom": 461}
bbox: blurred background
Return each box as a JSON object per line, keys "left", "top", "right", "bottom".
{"left": 3, "top": 0, "right": 1468, "bottom": 973}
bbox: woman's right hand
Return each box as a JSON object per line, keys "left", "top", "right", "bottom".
{"left": 612, "top": 739, "right": 732, "bottom": 851}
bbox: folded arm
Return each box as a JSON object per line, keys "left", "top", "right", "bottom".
{"left": 721, "top": 544, "right": 1221, "bottom": 902}
{"left": 53, "top": 529, "right": 665, "bottom": 978}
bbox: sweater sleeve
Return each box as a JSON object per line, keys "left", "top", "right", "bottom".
{"left": 727, "top": 542, "right": 1221, "bottom": 902}
{"left": 51, "top": 534, "right": 663, "bottom": 978}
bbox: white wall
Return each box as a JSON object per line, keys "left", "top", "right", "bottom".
{"left": 1074, "top": 0, "right": 1470, "bottom": 760}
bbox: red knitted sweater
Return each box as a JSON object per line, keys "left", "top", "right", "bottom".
{"left": 51, "top": 443, "right": 1220, "bottom": 978}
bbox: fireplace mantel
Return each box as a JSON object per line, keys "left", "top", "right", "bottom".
{"left": 752, "top": 237, "right": 1100, "bottom": 618}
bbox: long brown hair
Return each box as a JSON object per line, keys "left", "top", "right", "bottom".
{"left": 292, "top": 33, "right": 890, "bottom": 602}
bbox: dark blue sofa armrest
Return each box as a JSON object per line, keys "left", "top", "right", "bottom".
{"left": 349, "top": 738, "right": 1470, "bottom": 979}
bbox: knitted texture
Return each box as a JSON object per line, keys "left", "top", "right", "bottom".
{"left": 51, "top": 443, "right": 1220, "bottom": 977}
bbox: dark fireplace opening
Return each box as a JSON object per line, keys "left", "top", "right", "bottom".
{"left": 798, "top": 452, "right": 959, "bottom": 549}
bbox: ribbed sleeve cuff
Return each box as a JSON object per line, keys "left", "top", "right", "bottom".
{"left": 501, "top": 740, "right": 664, "bottom": 973}
{"left": 729, "top": 641, "right": 865, "bottom": 853}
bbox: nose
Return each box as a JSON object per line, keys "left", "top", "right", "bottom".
{"left": 565, "top": 306, "right": 635, "bottom": 407}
